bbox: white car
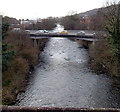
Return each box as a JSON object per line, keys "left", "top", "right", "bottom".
{"left": 35, "top": 30, "right": 49, "bottom": 34}
{"left": 77, "top": 31, "right": 85, "bottom": 36}
{"left": 86, "top": 33, "right": 96, "bottom": 37}
{"left": 35, "top": 30, "right": 44, "bottom": 34}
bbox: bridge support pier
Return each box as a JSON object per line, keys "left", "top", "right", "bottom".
{"left": 76, "top": 39, "right": 95, "bottom": 49}
{"left": 92, "top": 41, "right": 95, "bottom": 45}
{"left": 32, "top": 39, "right": 38, "bottom": 48}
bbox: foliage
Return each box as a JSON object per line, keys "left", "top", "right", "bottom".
{"left": 2, "top": 57, "right": 29, "bottom": 105}
{"left": 2, "top": 23, "right": 9, "bottom": 39}
{"left": 89, "top": 40, "right": 119, "bottom": 76}
{"left": 2, "top": 22, "right": 15, "bottom": 72}
{"left": 89, "top": 3, "right": 120, "bottom": 77}
{"left": 2, "top": 16, "right": 20, "bottom": 25}
{"left": 60, "top": 14, "right": 80, "bottom": 30}
{"left": 105, "top": 4, "right": 120, "bottom": 64}
{"left": 2, "top": 23, "right": 48, "bottom": 104}
{"left": 25, "top": 17, "right": 57, "bottom": 30}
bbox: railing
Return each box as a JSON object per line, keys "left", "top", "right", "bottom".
{"left": 1, "top": 106, "right": 120, "bottom": 112}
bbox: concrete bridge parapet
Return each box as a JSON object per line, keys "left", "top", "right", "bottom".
{"left": 1, "top": 106, "right": 120, "bottom": 112}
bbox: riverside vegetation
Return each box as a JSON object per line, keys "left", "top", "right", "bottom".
{"left": 2, "top": 2, "right": 120, "bottom": 105}
{"left": 89, "top": 3, "right": 120, "bottom": 77}
{"left": 76, "top": 3, "right": 120, "bottom": 87}
{"left": 2, "top": 19, "right": 48, "bottom": 105}
{"left": 76, "top": 3, "right": 120, "bottom": 80}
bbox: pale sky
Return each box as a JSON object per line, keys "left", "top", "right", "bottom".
{"left": 0, "top": 0, "right": 119, "bottom": 19}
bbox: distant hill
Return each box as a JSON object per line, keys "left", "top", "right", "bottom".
{"left": 78, "top": 1, "right": 120, "bottom": 17}
{"left": 77, "top": 8, "right": 99, "bottom": 17}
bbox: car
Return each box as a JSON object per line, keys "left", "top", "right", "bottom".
{"left": 77, "top": 31, "right": 85, "bottom": 36}
{"left": 12, "top": 28, "right": 21, "bottom": 32}
{"left": 86, "top": 33, "right": 96, "bottom": 37}
{"left": 35, "top": 30, "right": 44, "bottom": 34}
{"left": 43, "top": 30, "right": 49, "bottom": 33}
{"left": 92, "top": 33, "right": 96, "bottom": 37}
{"left": 59, "top": 30, "right": 68, "bottom": 34}
{"left": 35, "top": 30, "right": 49, "bottom": 34}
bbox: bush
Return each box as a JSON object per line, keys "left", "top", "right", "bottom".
{"left": 19, "top": 48, "right": 38, "bottom": 67}
{"left": 2, "top": 57, "right": 29, "bottom": 105}
{"left": 89, "top": 40, "right": 120, "bottom": 76}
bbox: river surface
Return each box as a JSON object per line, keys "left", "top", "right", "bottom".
{"left": 16, "top": 38, "right": 120, "bottom": 108}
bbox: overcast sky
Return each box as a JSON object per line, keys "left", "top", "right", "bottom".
{"left": 0, "top": 0, "right": 119, "bottom": 19}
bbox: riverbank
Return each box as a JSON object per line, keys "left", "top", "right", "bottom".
{"left": 89, "top": 40, "right": 120, "bottom": 76}
{"left": 76, "top": 39, "right": 120, "bottom": 88}
{"left": 89, "top": 40, "right": 120, "bottom": 88}
{"left": 2, "top": 31, "right": 48, "bottom": 105}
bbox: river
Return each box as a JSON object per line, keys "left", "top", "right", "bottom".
{"left": 16, "top": 37, "right": 120, "bottom": 108}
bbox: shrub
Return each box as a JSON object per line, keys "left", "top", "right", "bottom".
{"left": 89, "top": 40, "right": 120, "bottom": 76}
{"left": 2, "top": 57, "right": 29, "bottom": 104}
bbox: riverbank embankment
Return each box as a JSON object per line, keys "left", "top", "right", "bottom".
{"left": 2, "top": 31, "right": 48, "bottom": 105}
{"left": 76, "top": 39, "right": 120, "bottom": 88}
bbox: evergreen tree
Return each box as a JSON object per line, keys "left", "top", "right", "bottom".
{"left": 2, "top": 19, "right": 15, "bottom": 72}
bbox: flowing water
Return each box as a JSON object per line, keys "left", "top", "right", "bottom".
{"left": 16, "top": 38, "right": 120, "bottom": 108}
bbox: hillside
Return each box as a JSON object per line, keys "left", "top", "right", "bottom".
{"left": 77, "top": 8, "right": 98, "bottom": 17}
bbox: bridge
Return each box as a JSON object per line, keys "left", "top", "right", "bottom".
{"left": 30, "top": 33, "right": 98, "bottom": 41}
{"left": 30, "top": 33, "right": 99, "bottom": 48}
